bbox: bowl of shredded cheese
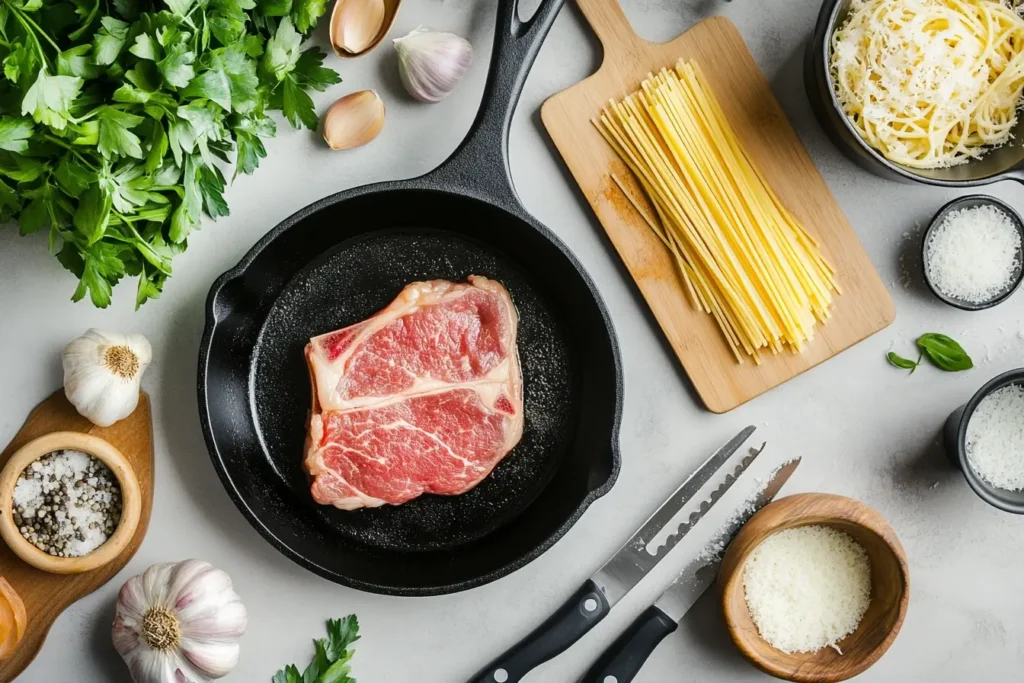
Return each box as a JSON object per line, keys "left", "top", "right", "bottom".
{"left": 922, "top": 195, "right": 1024, "bottom": 310}
{"left": 945, "top": 368, "right": 1024, "bottom": 513}
{"left": 719, "top": 493, "right": 909, "bottom": 682}
{"left": 807, "top": 0, "right": 1024, "bottom": 186}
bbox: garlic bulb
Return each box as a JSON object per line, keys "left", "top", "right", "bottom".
{"left": 63, "top": 329, "right": 152, "bottom": 427}
{"left": 330, "top": 0, "right": 385, "bottom": 56}
{"left": 322, "top": 90, "right": 386, "bottom": 149}
{"left": 394, "top": 26, "right": 473, "bottom": 103}
{"left": 112, "top": 560, "right": 247, "bottom": 683}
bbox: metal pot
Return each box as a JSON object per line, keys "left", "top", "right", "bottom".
{"left": 805, "top": 0, "right": 1024, "bottom": 187}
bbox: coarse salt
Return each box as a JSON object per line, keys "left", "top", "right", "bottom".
{"left": 966, "top": 384, "right": 1024, "bottom": 490}
{"left": 13, "top": 449, "right": 122, "bottom": 557}
{"left": 925, "top": 205, "right": 1021, "bottom": 304}
{"left": 743, "top": 525, "right": 871, "bottom": 654}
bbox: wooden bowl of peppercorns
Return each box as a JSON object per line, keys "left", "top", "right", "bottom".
{"left": 0, "top": 432, "right": 141, "bottom": 574}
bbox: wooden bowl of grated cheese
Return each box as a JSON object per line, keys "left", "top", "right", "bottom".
{"left": 719, "top": 493, "right": 909, "bottom": 682}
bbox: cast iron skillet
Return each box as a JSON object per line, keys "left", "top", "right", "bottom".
{"left": 197, "top": 0, "right": 622, "bottom": 596}
{"left": 806, "top": 0, "right": 1024, "bottom": 186}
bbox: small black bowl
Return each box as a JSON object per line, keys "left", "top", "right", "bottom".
{"left": 921, "top": 195, "right": 1024, "bottom": 311}
{"left": 944, "top": 369, "right": 1024, "bottom": 514}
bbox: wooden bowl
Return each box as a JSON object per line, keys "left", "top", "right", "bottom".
{"left": 719, "top": 493, "right": 909, "bottom": 682}
{"left": 0, "top": 432, "right": 141, "bottom": 574}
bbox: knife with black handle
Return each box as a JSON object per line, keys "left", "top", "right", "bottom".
{"left": 577, "top": 458, "right": 801, "bottom": 683}
{"left": 467, "top": 427, "right": 762, "bottom": 683}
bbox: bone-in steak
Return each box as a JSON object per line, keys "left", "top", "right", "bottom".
{"left": 304, "top": 276, "right": 524, "bottom": 509}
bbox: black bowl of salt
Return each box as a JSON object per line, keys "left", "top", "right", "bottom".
{"left": 922, "top": 195, "right": 1024, "bottom": 311}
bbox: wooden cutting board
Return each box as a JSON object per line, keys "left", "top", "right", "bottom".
{"left": 541, "top": 1, "right": 894, "bottom": 413}
{"left": 0, "top": 391, "right": 153, "bottom": 682}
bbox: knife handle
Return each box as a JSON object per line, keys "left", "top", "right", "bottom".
{"left": 468, "top": 580, "right": 611, "bottom": 683}
{"left": 577, "top": 605, "right": 678, "bottom": 683}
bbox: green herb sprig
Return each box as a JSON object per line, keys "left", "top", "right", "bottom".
{"left": 273, "top": 616, "right": 360, "bottom": 683}
{"left": 0, "top": 0, "right": 340, "bottom": 308}
{"left": 886, "top": 333, "right": 974, "bottom": 374}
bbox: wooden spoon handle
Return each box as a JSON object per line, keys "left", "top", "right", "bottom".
{"left": 574, "top": 0, "right": 641, "bottom": 51}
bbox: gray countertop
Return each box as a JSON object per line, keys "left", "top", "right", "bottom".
{"left": 3, "top": 0, "right": 1024, "bottom": 681}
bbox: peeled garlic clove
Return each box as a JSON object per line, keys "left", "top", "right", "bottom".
{"left": 322, "top": 90, "right": 385, "bottom": 150}
{"left": 394, "top": 26, "right": 473, "bottom": 103}
{"left": 331, "top": 0, "right": 386, "bottom": 56}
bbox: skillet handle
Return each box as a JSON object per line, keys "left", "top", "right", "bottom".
{"left": 424, "top": 0, "right": 566, "bottom": 209}
{"left": 466, "top": 579, "right": 611, "bottom": 683}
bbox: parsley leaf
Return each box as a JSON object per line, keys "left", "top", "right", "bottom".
{"left": 55, "top": 157, "right": 94, "bottom": 197}
{"left": 260, "top": 0, "right": 292, "bottom": 17}
{"left": 293, "top": 47, "right": 340, "bottom": 91}
{"left": 0, "top": 117, "right": 35, "bottom": 153}
{"left": 164, "top": 0, "right": 195, "bottom": 18}
{"left": 273, "top": 664, "right": 302, "bottom": 683}
{"left": 97, "top": 107, "right": 145, "bottom": 158}
{"left": 158, "top": 42, "right": 196, "bottom": 88}
{"left": 262, "top": 16, "right": 301, "bottom": 81}
{"left": 130, "top": 33, "right": 161, "bottom": 60}
{"left": 279, "top": 74, "right": 316, "bottom": 129}
{"left": 93, "top": 16, "right": 131, "bottom": 65}
{"left": 21, "top": 70, "right": 83, "bottom": 130}
{"left": 185, "top": 66, "right": 233, "bottom": 110}
{"left": 234, "top": 129, "right": 266, "bottom": 176}
{"left": 273, "top": 617, "right": 360, "bottom": 683}
{"left": 57, "top": 44, "right": 103, "bottom": 78}
{"left": 291, "top": 0, "right": 326, "bottom": 33}
{"left": 4, "top": 42, "right": 38, "bottom": 85}
{"left": 74, "top": 183, "right": 114, "bottom": 243}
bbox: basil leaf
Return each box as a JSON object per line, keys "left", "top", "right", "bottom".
{"left": 917, "top": 333, "right": 973, "bottom": 372}
{"left": 886, "top": 351, "right": 920, "bottom": 372}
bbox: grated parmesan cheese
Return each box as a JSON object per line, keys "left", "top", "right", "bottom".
{"left": 743, "top": 525, "right": 872, "bottom": 654}
{"left": 925, "top": 205, "right": 1022, "bottom": 305}
{"left": 966, "top": 384, "right": 1024, "bottom": 490}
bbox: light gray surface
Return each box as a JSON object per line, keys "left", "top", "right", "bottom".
{"left": 3, "top": 0, "right": 1024, "bottom": 681}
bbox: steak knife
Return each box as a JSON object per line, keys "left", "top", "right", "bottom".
{"left": 577, "top": 458, "right": 801, "bottom": 683}
{"left": 467, "top": 426, "right": 763, "bottom": 683}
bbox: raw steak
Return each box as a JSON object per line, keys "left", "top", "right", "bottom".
{"left": 303, "top": 276, "right": 524, "bottom": 510}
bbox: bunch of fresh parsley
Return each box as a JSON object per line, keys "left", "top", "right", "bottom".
{"left": 273, "top": 616, "right": 360, "bottom": 683}
{"left": 0, "top": 0, "right": 339, "bottom": 307}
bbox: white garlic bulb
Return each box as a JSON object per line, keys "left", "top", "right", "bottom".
{"left": 394, "top": 26, "right": 473, "bottom": 103}
{"left": 112, "top": 560, "right": 247, "bottom": 683}
{"left": 63, "top": 329, "right": 152, "bottom": 427}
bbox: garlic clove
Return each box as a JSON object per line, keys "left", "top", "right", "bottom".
{"left": 322, "top": 90, "right": 386, "bottom": 150}
{"left": 330, "top": 0, "right": 386, "bottom": 56}
{"left": 180, "top": 639, "right": 241, "bottom": 678}
{"left": 394, "top": 26, "right": 473, "bottom": 103}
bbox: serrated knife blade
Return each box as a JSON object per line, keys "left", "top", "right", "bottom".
{"left": 654, "top": 457, "right": 801, "bottom": 621}
{"left": 592, "top": 425, "right": 761, "bottom": 606}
